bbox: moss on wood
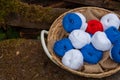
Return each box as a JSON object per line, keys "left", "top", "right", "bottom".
{"left": 0, "top": 0, "right": 68, "bottom": 28}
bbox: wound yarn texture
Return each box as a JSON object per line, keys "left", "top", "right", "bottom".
{"left": 69, "top": 30, "right": 91, "bottom": 49}
{"left": 62, "top": 49, "right": 84, "bottom": 70}
{"left": 53, "top": 38, "right": 73, "bottom": 57}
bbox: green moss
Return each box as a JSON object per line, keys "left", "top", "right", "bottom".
{"left": 0, "top": 0, "right": 63, "bottom": 25}
{"left": 0, "top": 39, "right": 26, "bottom": 48}
{"left": 0, "top": 0, "right": 20, "bottom": 24}
{"left": 18, "top": 2, "right": 54, "bottom": 23}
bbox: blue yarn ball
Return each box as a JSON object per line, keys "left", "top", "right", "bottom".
{"left": 53, "top": 38, "right": 73, "bottom": 57}
{"left": 80, "top": 44, "right": 103, "bottom": 64}
{"left": 105, "top": 26, "right": 120, "bottom": 44}
{"left": 62, "top": 13, "right": 82, "bottom": 33}
{"left": 111, "top": 43, "right": 120, "bottom": 63}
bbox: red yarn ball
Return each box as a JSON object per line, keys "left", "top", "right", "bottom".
{"left": 86, "top": 20, "right": 103, "bottom": 34}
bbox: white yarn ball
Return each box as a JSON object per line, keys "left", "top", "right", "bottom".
{"left": 91, "top": 31, "right": 112, "bottom": 51}
{"left": 100, "top": 13, "right": 120, "bottom": 30}
{"left": 75, "top": 12, "right": 88, "bottom": 31}
{"left": 69, "top": 30, "right": 91, "bottom": 49}
{"left": 62, "top": 49, "right": 84, "bottom": 70}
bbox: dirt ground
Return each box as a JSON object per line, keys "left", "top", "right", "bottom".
{"left": 0, "top": 39, "right": 120, "bottom": 80}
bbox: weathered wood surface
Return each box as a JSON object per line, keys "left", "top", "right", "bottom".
{"left": 64, "top": 0, "right": 120, "bottom": 10}
{"left": 7, "top": 7, "right": 69, "bottom": 30}
{"left": 0, "top": 0, "right": 69, "bottom": 30}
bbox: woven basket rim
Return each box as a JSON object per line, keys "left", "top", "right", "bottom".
{"left": 47, "top": 7, "right": 120, "bottom": 78}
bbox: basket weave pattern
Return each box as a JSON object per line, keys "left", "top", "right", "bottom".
{"left": 47, "top": 7, "right": 120, "bottom": 78}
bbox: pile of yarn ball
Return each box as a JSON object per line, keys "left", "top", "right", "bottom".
{"left": 53, "top": 12, "right": 120, "bottom": 70}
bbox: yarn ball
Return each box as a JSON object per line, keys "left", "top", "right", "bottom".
{"left": 53, "top": 38, "right": 73, "bottom": 57}
{"left": 62, "top": 12, "right": 87, "bottom": 33}
{"left": 100, "top": 13, "right": 120, "bottom": 30}
{"left": 62, "top": 49, "right": 84, "bottom": 70}
{"left": 105, "top": 26, "right": 120, "bottom": 44}
{"left": 86, "top": 20, "right": 103, "bottom": 34}
{"left": 91, "top": 31, "right": 112, "bottom": 51}
{"left": 110, "top": 43, "right": 120, "bottom": 63}
{"left": 69, "top": 30, "right": 91, "bottom": 49}
{"left": 75, "top": 13, "right": 88, "bottom": 31}
{"left": 80, "top": 44, "right": 103, "bottom": 64}
{"left": 114, "top": 37, "right": 120, "bottom": 45}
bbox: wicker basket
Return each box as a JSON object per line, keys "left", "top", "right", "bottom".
{"left": 41, "top": 7, "right": 120, "bottom": 78}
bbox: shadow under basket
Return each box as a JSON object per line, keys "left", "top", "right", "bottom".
{"left": 46, "top": 7, "right": 120, "bottom": 78}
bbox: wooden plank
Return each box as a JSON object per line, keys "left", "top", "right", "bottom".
{"left": 104, "top": 0, "right": 120, "bottom": 10}
{"left": 48, "top": 2, "right": 66, "bottom": 8}
{"left": 64, "top": 0, "right": 120, "bottom": 10}
{"left": 64, "top": 0, "right": 104, "bottom": 7}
